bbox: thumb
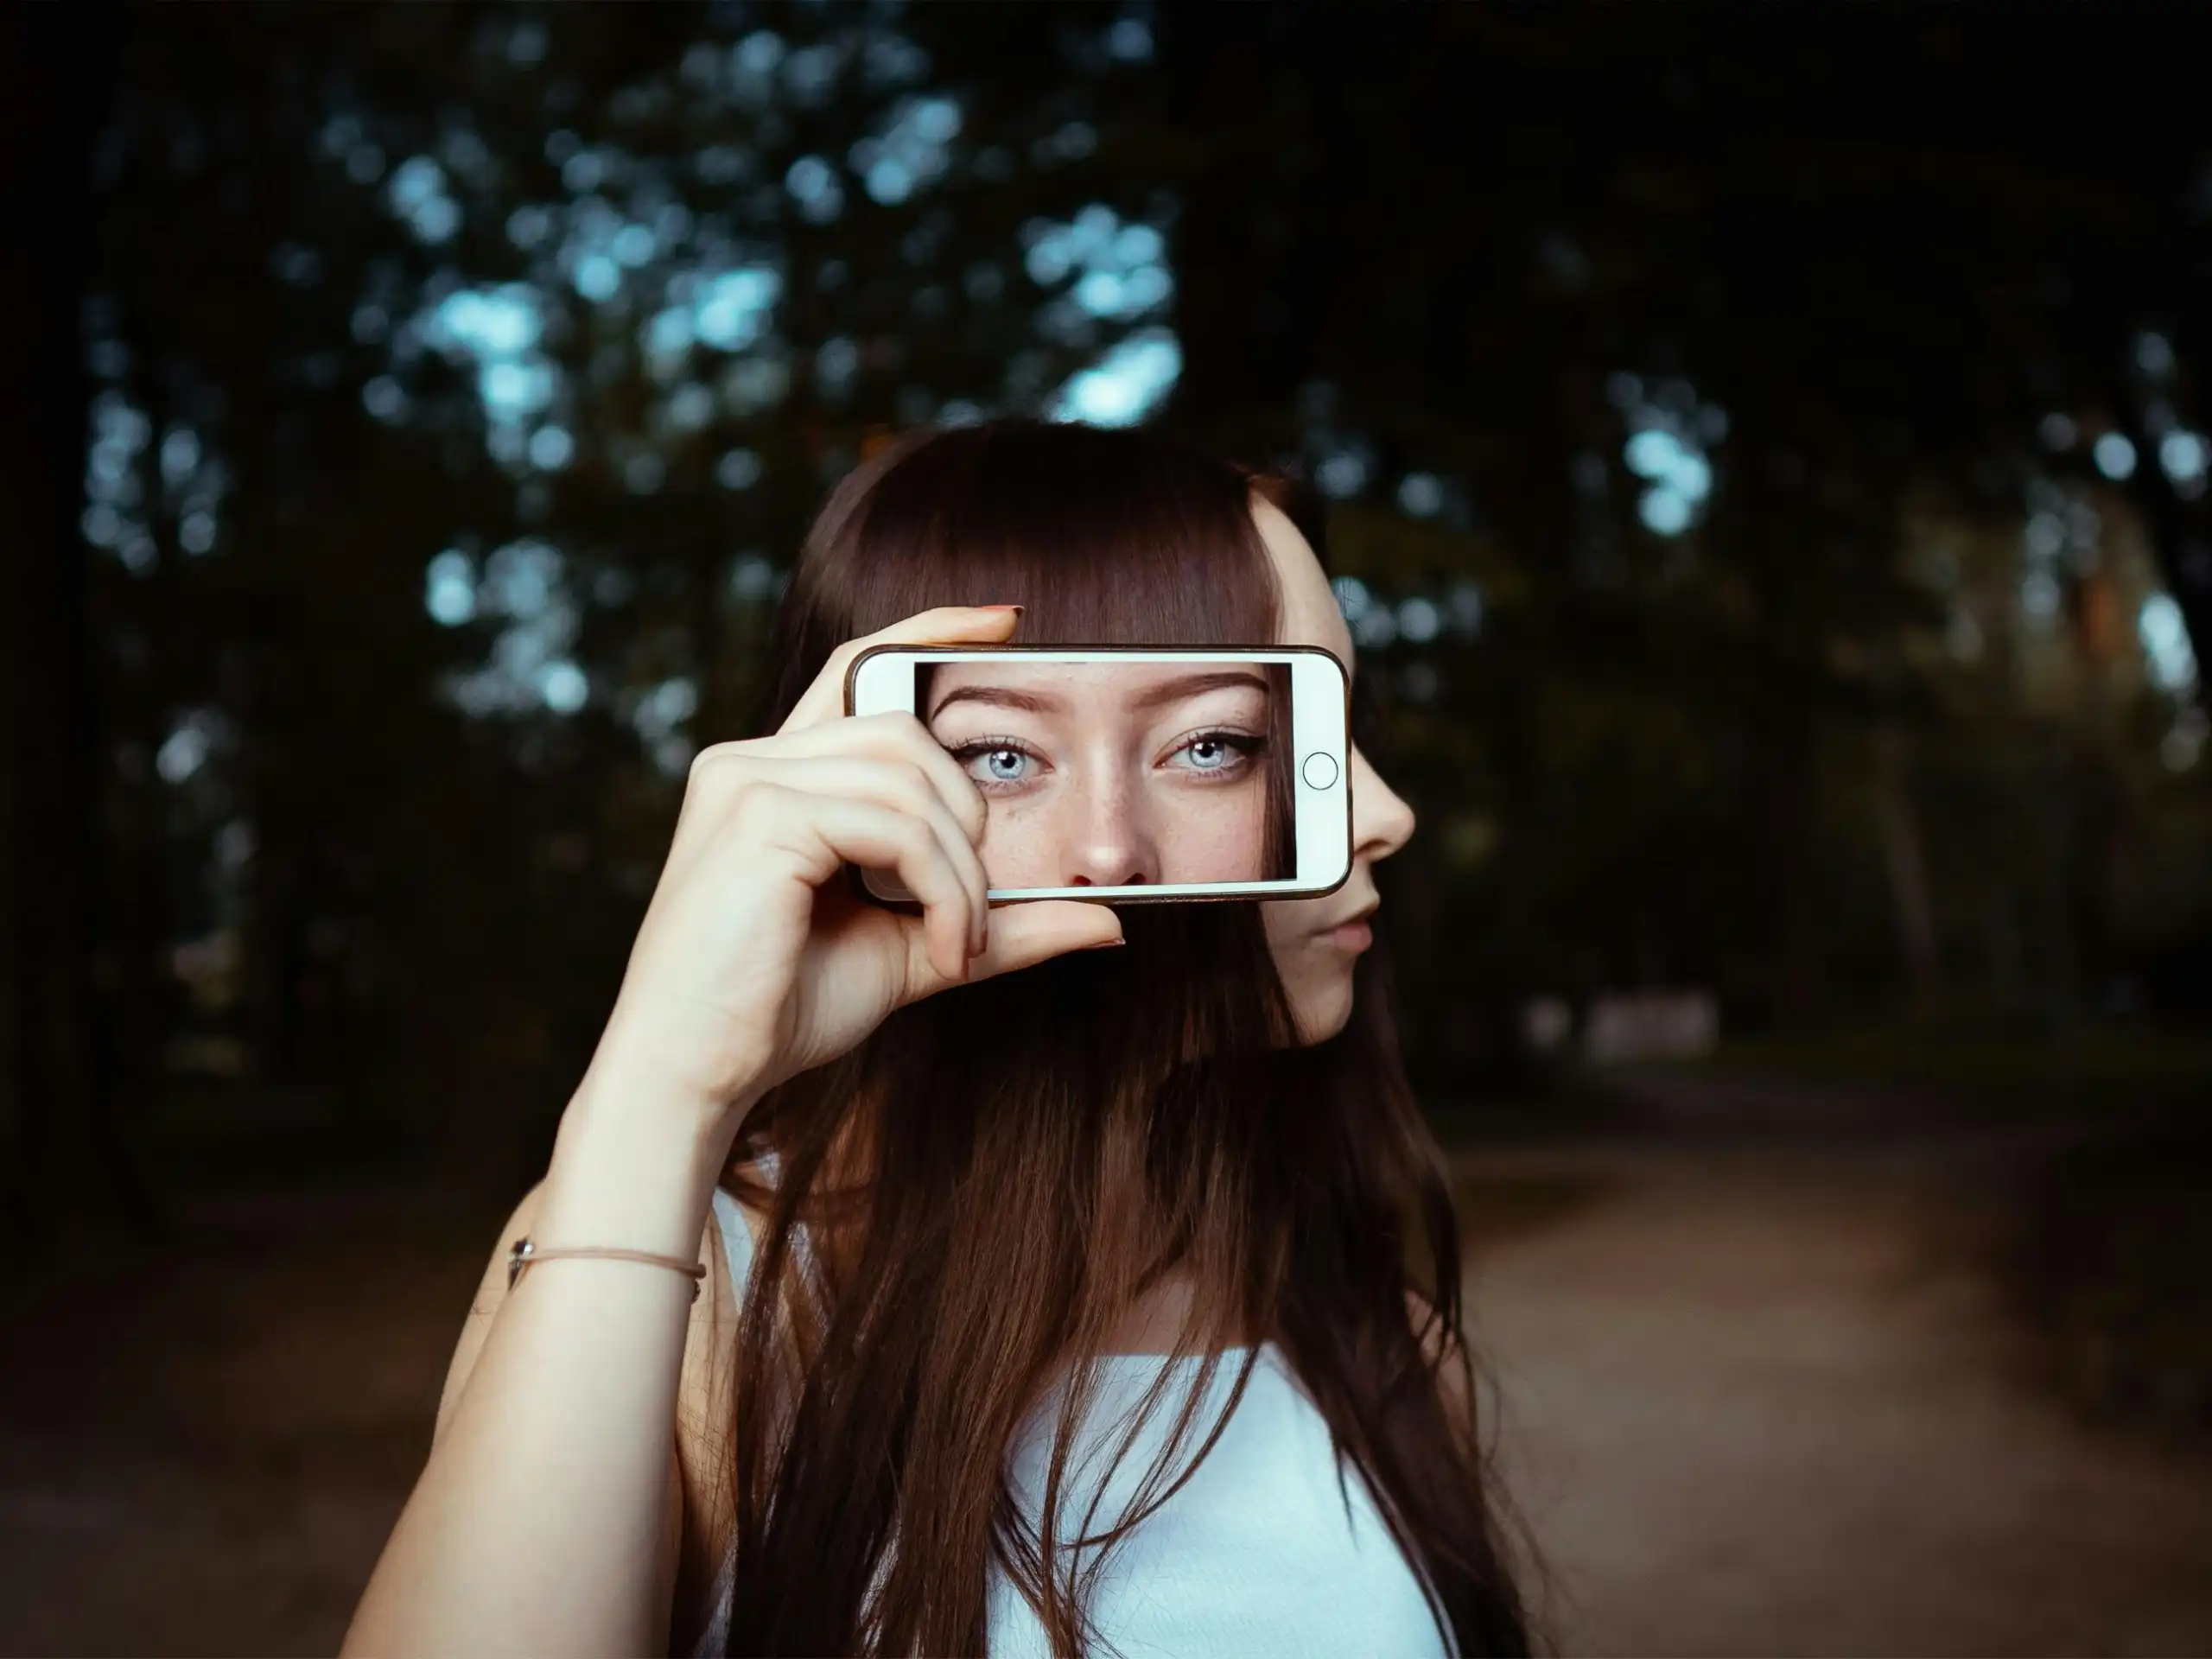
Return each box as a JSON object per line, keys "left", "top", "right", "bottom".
{"left": 973, "top": 899, "right": 1126, "bottom": 980}
{"left": 902, "top": 899, "right": 1123, "bottom": 1000}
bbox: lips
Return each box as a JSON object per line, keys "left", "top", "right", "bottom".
{"left": 1315, "top": 900, "right": 1378, "bottom": 939}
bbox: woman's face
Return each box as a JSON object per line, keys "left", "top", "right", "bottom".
{"left": 1250, "top": 499, "right": 1417, "bottom": 1044}
{"left": 924, "top": 660, "right": 1275, "bottom": 887}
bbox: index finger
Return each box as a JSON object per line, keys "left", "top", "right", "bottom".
{"left": 780, "top": 605, "right": 1024, "bottom": 734}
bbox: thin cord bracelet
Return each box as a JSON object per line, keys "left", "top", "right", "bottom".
{"left": 507, "top": 1237, "right": 708, "bottom": 1301}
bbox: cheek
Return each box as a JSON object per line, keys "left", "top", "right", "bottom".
{"left": 1262, "top": 929, "right": 1357, "bottom": 1043}
{"left": 976, "top": 793, "right": 1060, "bottom": 887}
{"left": 1262, "top": 892, "right": 1329, "bottom": 942}
{"left": 1259, "top": 903, "right": 1331, "bottom": 983}
{"left": 1153, "top": 777, "right": 1268, "bottom": 880}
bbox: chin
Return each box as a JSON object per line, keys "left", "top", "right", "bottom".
{"left": 1286, "top": 975, "right": 1356, "bottom": 1046}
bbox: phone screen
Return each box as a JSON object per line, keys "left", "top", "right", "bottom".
{"left": 919, "top": 655, "right": 1296, "bottom": 888}
{"left": 848, "top": 648, "right": 1349, "bottom": 902}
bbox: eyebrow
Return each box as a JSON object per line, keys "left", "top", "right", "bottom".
{"left": 929, "top": 667, "right": 1269, "bottom": 721}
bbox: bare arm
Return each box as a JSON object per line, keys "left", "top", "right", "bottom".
{"left": 342, "top": 1081, "right": 737, "bottom": 1658}
{"left": 337, "top": 607, "right": 1114, "bottom": 1657}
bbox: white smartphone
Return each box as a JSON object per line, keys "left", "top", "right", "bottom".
{"left": 844, "top": 645, "right": 1352, "bottom": 904}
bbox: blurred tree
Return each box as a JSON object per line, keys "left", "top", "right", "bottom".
{"left": 33, "top": 0, "right": 2212, "bottom": 1205}
{"left": 3, "top": 0, "right": 144, "bottom": 1240}
{"left": 1152, "top": 4, "right": 2210, "bottom": 1069}
{"left": 73, "top": 1, "right": 1182, "bottom": 1184}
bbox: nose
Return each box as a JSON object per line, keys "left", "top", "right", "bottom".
{"left": 1351, "top": 744, "right": 1415, "bottom": 864}
{"left": 1063, "top": 766, "right": 1160, "bottom": 887}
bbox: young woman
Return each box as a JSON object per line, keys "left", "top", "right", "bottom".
{"left": 343, "top": 420, "right": 1533, "bottom": 1658}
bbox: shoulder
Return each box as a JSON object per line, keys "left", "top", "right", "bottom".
{"left": 669, "top": 1189, "right": 752, "bottom": 1630}
{"left": 677, "top": 1184, "right": 778, "bottom": 1474}
{"left": 682, "top": 1186, "right": 763, "bottom": 1441}
{"left": 673, "top": 1185, "right": 786, "bottom": 1528}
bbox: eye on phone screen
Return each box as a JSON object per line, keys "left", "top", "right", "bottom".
{"left": 848, "top": 648, "right": 1350, "bottom": 903}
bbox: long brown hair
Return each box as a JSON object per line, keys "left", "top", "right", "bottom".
{"left": 716, "top": 420, "right": 1530, "bottom": 1656}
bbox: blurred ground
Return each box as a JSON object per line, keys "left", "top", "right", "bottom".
{"left": 0, "top": 1185, "right": 497, "bottom": 1658}
{"left": 4, "top": 1092, "right": 2212, "bottom": 1656}
{"left": 1465, "top": 1134, "right": 2212, "bottom": 1656}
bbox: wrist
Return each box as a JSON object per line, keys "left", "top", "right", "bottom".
{"left": 534, "top": 1069, "right": 755, "bottom": 1264}
{"left": 573, "top": 1024, "right": 767, "bottom": 1150}
{"left": 584, "top": 999, "right": 772, "bottom": 1130}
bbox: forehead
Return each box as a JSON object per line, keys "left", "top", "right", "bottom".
{"left": 1251, "top": 499, "right": 1353, "bottom": 664}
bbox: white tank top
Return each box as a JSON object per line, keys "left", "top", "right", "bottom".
{"left": 695, "top": 1186, "right": 1454, "bottom": 1657}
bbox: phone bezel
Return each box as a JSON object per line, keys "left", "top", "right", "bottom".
{"left": 843, "top": 642, "right": 1353, "bottom": 906}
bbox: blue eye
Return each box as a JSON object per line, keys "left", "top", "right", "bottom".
{"left": 1167, "top": 730, "right": 1262, "bottom": 776}
{"left": 951, "top": 740, "right": 1042, "bottom": 788}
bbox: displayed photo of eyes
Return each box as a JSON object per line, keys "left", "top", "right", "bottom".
{"left": 917, "top": 658, "right": 1299, "bottom": 890}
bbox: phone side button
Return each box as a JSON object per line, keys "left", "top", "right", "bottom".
{"left": 1300, "top": 753, "right": 1339, "bottom": 790}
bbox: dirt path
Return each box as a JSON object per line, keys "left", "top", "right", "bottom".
{"left": 0, "top": 1189, "right": 494, "bottom": 1657}
{"left": 5, "top": 1147, "right": 2211, "bottom": 1655}
{"left": 1465, "top": 1141, "right": 2212, "bottom": 1656}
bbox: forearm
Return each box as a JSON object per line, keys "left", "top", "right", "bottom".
{"left": 344, "top": 1070, "right": 745, "bottom": 1658}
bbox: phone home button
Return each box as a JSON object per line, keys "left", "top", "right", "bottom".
{"left": 1300, "top": 753, "right": 1339, "bottom": 791}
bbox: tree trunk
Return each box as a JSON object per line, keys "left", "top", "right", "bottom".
{"left": 0, "top": 2, "right": 149, "bottom": 1244}
{"left": 1870, "top": 724, "right": 1942, "bottom": 1017}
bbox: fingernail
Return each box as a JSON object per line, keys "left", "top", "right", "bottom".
{"left": 1081, "top": 936, "right": 1126, "bottom": 950}
{"left": 976, "top": 603, "right": 1024, "bottom": 614}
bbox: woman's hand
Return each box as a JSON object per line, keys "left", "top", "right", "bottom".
{"left": 582, "top": 605, "right": 1123, "bottom": 1147}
